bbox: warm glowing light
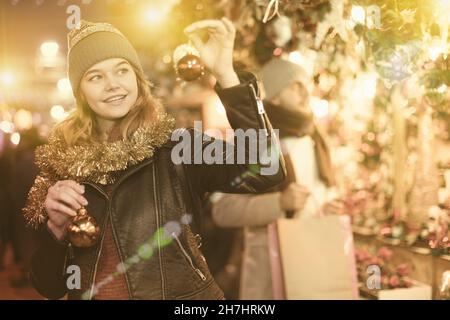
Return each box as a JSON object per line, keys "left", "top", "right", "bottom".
{"left": 351, "top": 6, "right": 366, "bottom": 25}
{"left": 162, "top": 55, "right": 172, "bottom": 64}
{"left": 310, "top": 97, "right": 329, "bottom": 118}
{"left": 288, "top": 51, "right": 303, "bottom": 66}
{"left": 144, "top": 8, "right": 166, "bottom": 24}
{"left": 435, "top": 0, "right": 450, "bottom": 9}
{"left": 437, "top": 84, "right": 448, "bottom": 93}
{"left": 356, "top": 40, "right": 365, "bottom": 56}
{"left": 10, "top": 132, "right": 20, "bottom": 145}
{"left": 14, "top": 109, "right": 33, "bottom": 130}
{"left": 329, "top": 101, "right": 339, "bottom": 115}
{"left": 57, "top": 78, "right": 72, "bottom": 94}
{"left": 0, "top": 71, "right": 14, "bottom": 86}
{"left": 0, "top": 121, "right": 14, "bottom": 133}
{"left": 428, "top": 40, "right": 446, "bottom": 61}
{"left": 362, "top": 74, "right": 377, "bottom": 99}
{"left": 50, "top": 105, "right": 67, "bottom": 121}
{"left": 40, "top": 41, "right": 59, "bottom": 57}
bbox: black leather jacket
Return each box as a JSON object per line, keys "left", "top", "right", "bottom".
{"left": 30, "top": 73, "right": 286, "bottom": 300}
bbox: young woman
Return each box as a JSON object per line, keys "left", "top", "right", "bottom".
{"left": 23, "top": 18, "right": 284, "bottom": 300}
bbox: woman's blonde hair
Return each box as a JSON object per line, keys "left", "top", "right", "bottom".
{"left": 54, "top": 64, "right": 160, "bottom": 146}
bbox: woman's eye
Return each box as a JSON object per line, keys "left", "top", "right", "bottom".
{"left": 89, "top": 75, "right": 102, "bottom": 81}
{"left": 118, "top": 68, "right": 129, "bottom": 75}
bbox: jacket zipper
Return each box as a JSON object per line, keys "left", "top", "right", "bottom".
{"left": 249, "top": 83, "right": 268, "bottom": 137}
{"left": 82, "top": 182, "right": 111, "bottom": 300}
{"left": 172, "top": 232, "right": 207, "bottom": 281}
{"left": 152, "top": 163, "right": 166, "bottom": 299}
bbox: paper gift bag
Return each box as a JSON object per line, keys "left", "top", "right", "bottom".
{"left": 267, "top": 222, "right": 286, "bottom": 300}
{"left": 277, "top": 215, "right": 359, "bottom": 299}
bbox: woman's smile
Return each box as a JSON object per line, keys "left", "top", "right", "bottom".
{"left": 102, "top": 94, "right": 128, "bottom": 105}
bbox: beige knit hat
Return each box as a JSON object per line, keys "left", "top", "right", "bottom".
{"left": 67, "top": 20, "right": 143, "bottom": 95}
{"left": 258, "top": 58, "right": 310, "bottom": 100}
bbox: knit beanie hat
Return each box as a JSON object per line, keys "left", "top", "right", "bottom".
{"left": 258, "top": 58, "right": 310, "bottom": 100}
{"left": 67, "top": 20, "right": 144, "bottom": 95}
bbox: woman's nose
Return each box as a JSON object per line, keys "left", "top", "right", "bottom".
{"left": 104, "top": 75, "right": 120, "bottom": 91}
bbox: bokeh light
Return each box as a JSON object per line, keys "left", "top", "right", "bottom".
{"left": 10, "top": 132, "right": 21, "bottom": 145}
{"left": 40, "top": 41, "right": 59, "bottom": 58}
{"left": 13, "top": 109, "right": 33, "bottom": 131}
{"left": 50, "top": 105, "right": 67, "bottom": 121}
{"left": 57, "top": 78, "right": 72, "bottom": 94}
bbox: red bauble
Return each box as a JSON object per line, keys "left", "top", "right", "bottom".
{"left": 67, "top": 208, "right": 100, "bottom": 248}
{"left": 176, "top": 54, "right": 205, "bottom": 81}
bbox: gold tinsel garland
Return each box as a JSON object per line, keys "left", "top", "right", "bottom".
{"left": 23, "top": 112, "right": 175, "bottom": 228}
{"left": 23, "top": 174, "right": 56, "bottom": 228}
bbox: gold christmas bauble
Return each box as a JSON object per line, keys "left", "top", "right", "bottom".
{"left": 67, "top": 208, "right": 100, "bottom": 248}
{"left": 176, "top": 54, "right": 205, "bottom": 81}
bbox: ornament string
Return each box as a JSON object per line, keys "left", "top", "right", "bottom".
{"left": 263, "top": 0, "right": 280, "bottom": 23}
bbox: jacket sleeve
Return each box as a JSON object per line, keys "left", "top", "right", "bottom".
{"left": 175, "top": 71, "right": 286, "bottom": 195}
{"left": 211, "top": 192, "right": 286, "bottom": 228}
{"left": 30, "top": 224, "right": 69, "bottom": 299}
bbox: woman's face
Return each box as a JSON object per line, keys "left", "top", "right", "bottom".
{"left": 80, "top": 58, "right": 138, "bottom": 123}
{"left": 271, "top": 81, "right": 310, "bottom": 113}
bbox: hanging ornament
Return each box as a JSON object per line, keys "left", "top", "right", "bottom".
{"left": 374, "top": 41, "right": 421, "bottom": 84}
{"left": 271, "top": 15, "right": 292, "bottom": 47}
{"left": 262, "top": 0, "right": 280, "bottom": 23}
{"left": 67, "top": 207, "right": 100, "bottom": 248}
{"left": 173, "top": 44, "right": 205, "bottom": 81}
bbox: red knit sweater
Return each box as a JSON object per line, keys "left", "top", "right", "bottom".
{"left": 93, "top": 184, "right": 129, "bottom": 300}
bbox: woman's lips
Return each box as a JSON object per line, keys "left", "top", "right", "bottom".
{"left": 103, "top": 94, "right": 127, "bottom": 105}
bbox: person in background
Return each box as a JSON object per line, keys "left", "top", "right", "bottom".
{"left": 8, "top": 128, "right": 44, "bottom": 287}
{"left": 0, "top": 141, "right": 13, "bottom": 272}
{"left": 212, "top": 58, "right": 343, "bottom": 299}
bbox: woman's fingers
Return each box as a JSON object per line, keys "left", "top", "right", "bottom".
{"left": 50, "top": 180, "right": 87, "bottom": 208}
{"left": 187, "top": 33, "right": 204, "bottom": 51}
{"left": 59, "top": 180, "right": 85, "bottom": 194}
{"left": 45, "top": 179, "right": 89, "bottom": 235}
{"left": 58, "top": 189, "right": 83, "bottom": 211}
{"left": 221, "top": 17, "right": 235, "bottom": 34}
{"left": 49, "top": 211, "right": 71, "bottom": 227}
{"left": 184, "top": 19, "right": 228, "bottom": 35}
{"left": 46, "top": 199, "right": 77, "bottom": 218}
{"left": 59, "top": 186, "right": 88, "bottom": 208}
{"left": 48, "top": 186, "right": 87, "bottom": 211}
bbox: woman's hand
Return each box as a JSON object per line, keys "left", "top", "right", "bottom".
{"left": 184, "top": 17, "right": 239, "bottom": 88}
{"left": 44, "top": 180, "right": 88, "bottom": 241}
{"left": 279, "top": 183, "right": 311, "bottom": 212}
{"left": 323, "top": 199, "right": 345, "bottom": 216}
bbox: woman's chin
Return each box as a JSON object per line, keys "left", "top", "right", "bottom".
{"left": 101, "top": 106, "right": 132, "bottom": 120}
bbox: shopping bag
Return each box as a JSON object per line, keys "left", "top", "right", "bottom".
{"left": 277, "top": 214, "right": 359, "bottom": 299}
{"left": 267, "top": 222, "right": 286, "bottom": 299}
